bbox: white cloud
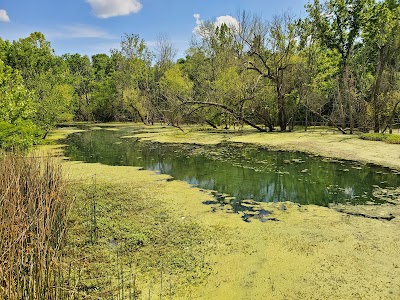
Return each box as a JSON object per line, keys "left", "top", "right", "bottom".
{"left": 86, "top": 0, "right": 142, "bottom": 18}
{"left": 0, "top": 9, "right": 10, "bottom": 22}
{"left": 62, "top": 24, "right": 112, "bottom": 38}
{"left": 215, "top": 15, "right": 240, "bottom": 32}
{"left": 43, "top": 24, "right": 114, "bottom": 40}
{"left": 193, "top": 14, "right": 240, "bottom": 36}
{"left": 193, "top": 13, "right": 203, "bottom": 34}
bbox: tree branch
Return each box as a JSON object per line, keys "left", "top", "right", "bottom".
{"left": 181, "top": 100, "right": 268, "bottom": 132}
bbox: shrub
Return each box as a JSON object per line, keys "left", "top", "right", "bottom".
{"left": 359, "top": 133, "right": 400, "bottom": 144}
{"left": 0, "top": 121, "right": 42, "bottom": 151}
{"left": 385, "top": 134, "right": 400, "bottom": 144}
{"left": 359, "top": 133, "right": 385, "bottom": 141}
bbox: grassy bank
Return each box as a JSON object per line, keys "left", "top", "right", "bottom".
{"left": 39, "top": 124, "right": 400, "bottom": 299}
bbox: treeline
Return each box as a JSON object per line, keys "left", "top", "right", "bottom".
{"left": 1, "top": 0, "right": 400, "bottom": 149}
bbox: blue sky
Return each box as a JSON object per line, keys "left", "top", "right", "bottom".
{"left": 0, "top": 0, "right": 309, "bottom": 58}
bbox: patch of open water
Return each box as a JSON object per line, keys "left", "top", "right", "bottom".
{"left": 64, "top": 128, "right": 399, "bottom": 209}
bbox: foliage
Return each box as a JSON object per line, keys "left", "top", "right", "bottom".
{"left": 159, "top": 64, "right": 193, "bottom": 124}
{"left": 0, "top": 121, "right": 39, "bottom": 150}
{"left": 359, "top": 132, "right": 386, "bottom": 141}
{"left": 0, "top": 0, "right": 400, "bottom": 150}
{"left": 385, "top": 134, "right": 400, "bottom": 144}
{"left": 360, "top": 133, "right": 400, "bottom": 144}
{"left": 0, "top": 59, "right": 40, "bottom": 150}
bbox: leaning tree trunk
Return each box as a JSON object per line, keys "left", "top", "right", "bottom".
{"left": 181, "top": 100, "right": 268, "bottom": 132}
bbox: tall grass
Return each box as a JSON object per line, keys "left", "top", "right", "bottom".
{"left": 0, "top": 154, "right": 68, "bottom": 300}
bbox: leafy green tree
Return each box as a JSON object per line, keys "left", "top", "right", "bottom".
{"left": 63, "top": 53, "right": 94, "bottom": 120}
{"left": 298, "top": 18, "right": 342, "bottom": 130}
{"left": 361, "top": 0, "right": 400, "bottom": 132}
{"left": 0, "top": 60, "right": 38, "bottom": 149}
{"left": 306, "top": 0, "right": 370, "bottom": 133}
{"left": 111, "top": 34, "right": 154, "bottom": 123}
{"left": 5, "top": 33, "right": 75, "bottom": 136}
{"left": 33, "top": 69, "right": 75, "bottom": 136}
{"left": 158, "top": 64, "right": 193, "bottom": 125}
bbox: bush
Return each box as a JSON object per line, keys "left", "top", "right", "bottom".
{"left": 359, "top": 133, "right": 385, "bottom": 141}
{"left": 385, "top": 134, "right": 400, "bottom": 144}
{"left": 359, "top": 133, "right": 400, "bottom": 144}
{"left": 0, "top": 121, "right": 42, "bottom": 151}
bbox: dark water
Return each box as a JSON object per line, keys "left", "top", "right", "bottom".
{"left": 64, "top": 128, "right": 399, "bottom": 207}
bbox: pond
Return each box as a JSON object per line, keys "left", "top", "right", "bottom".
{"left": 64, "top": 128, "right": 400, "bottom": 208}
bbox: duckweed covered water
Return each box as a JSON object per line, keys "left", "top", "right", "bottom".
{"left": 64, "top": 129, "right": 399, "bottom": 207}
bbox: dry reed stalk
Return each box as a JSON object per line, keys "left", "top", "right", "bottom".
{"left": 0, "top": 153, "right": 68, "bottom": 300}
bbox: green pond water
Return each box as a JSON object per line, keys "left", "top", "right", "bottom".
{"left": 64, "top": 128, "right": 399, "bottom": 208}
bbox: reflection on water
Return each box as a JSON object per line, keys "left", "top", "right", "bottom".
{"left": 64, "top": 129, "right": 400, "bottom": 207}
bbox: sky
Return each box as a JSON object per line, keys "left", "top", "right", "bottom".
{"left": 0, "top": 0, "right": 309, "bottom": 59}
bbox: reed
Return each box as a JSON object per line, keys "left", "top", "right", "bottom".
{"left": 0, "top": 153, "right": 68, "bottom": 300}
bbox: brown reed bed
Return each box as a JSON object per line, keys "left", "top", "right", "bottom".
{"left": 0, "top": 153, "right": 69, "bottom": 300}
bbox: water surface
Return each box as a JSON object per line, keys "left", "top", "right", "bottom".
{"left": 64, "top": 128, "right": 399, "bottom": 207}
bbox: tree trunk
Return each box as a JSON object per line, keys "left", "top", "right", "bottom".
{"left": 372, "top": 48, "right": 386, "bottom": 133}
{"left": 382, "top": 99, "right": 400, "bottom": 134}
{"left": 276, "top": 77, "right": 287, "bottom": 131}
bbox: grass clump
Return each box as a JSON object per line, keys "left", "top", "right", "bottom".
{"left": 0, "top": 154, "right": 68, "bottom": 300}
{"left": 359, "top": 133, "right": 400, "bottom": 144}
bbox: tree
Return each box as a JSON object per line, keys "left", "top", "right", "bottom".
{"left": 63, "top": 53, "right": 94, "bottom": 120}
{"left": 297, "top": 17, "right": 343, "bottom": 131}
{"left": 112, "top": 34, "right": 154, "bottom": 123}
{"left": 306, "top": 0, "right": 370, "bottom": 133}
{"left": 240, "top": 12, "right": 300, "bottom": 131}
{"left": 154, "top": 33, "right": 177, "bottom": 79}
{"left": 0, "top": 60, "right": 38, "bottom": 149}
{"left": 361, "top": 0, "right": 400, "bottom": 132}
{"left": 5, "top": 33, "right": 75, "bottom": 136}
{"left": 158, "top": 64, "right": 193, "bottom": 126}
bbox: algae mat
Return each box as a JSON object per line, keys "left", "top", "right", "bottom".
{"left": 65, "top": 161, "right": 400, "bottom": 300}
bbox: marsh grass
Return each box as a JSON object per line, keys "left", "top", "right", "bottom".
{"left": 0, "top": 154, "right": 68, "bottom": 299}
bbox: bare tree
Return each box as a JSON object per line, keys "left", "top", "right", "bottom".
{"left": 155, "top": 33, "right": 177, "bottom": 76}
{"left": 239, "top": 11, "right": 299, "bottom": 131}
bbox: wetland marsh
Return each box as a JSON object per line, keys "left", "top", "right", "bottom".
{"left": 54, "top": 124, "right": 400, "bottom": 299}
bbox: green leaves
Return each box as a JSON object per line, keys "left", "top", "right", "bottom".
{"left": 0, "top": 60, "right": 34, "bottom": 122}
{"left": 307, "top": 0, "right": 370, "bottom": 61}
{"left": 159, "top": 64, "right": 193, "bottom": 100}
{"left": 0, "top": 60, "right": 39, "bottom": 149}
